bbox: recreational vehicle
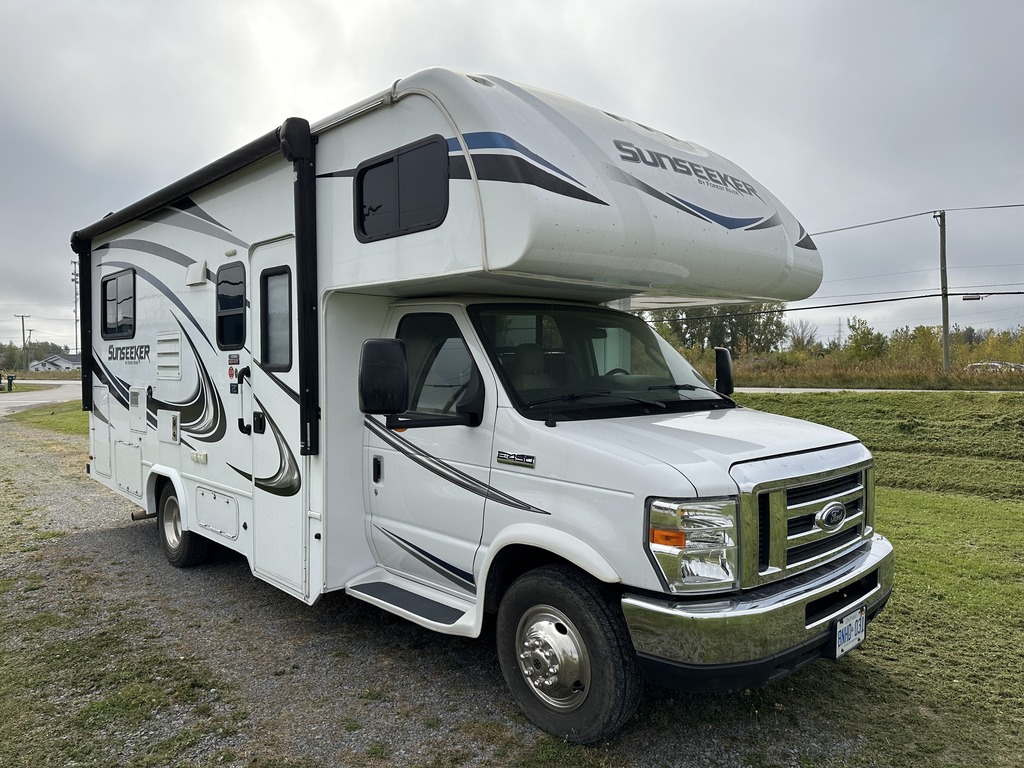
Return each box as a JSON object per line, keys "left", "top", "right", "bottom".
{"left": 71, "top": 69, "right": 893, "bottom": 743}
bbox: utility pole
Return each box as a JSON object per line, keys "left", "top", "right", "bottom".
{"left": 14, "top": 314, "right": 30, "bottom": 372}
{"left": 71, "top": 260, "right": 80, "bottom": 356}
{"left": 26, "top": 328, "right": 35, "bottom": 371}
{"left": 934, "top": 210, "right": 950, "bottom": 373}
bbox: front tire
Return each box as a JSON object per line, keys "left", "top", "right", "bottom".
{"left": 158, "top": 483, "right": 210, "bottom": 567}
{"left": 496, "top": 565, "right": 642, "bottom": 744}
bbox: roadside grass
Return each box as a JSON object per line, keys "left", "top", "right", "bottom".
{"left": 732, "top": 357, "right": 1024, "bottom": 391}
{"left": 0, "top": 383, "right": 49, "bottom": 394}
{"left": 8, "top": 397, "right": 87, "bottom": 435}
{"left": 736, "top": 391, "right": 1024, "bottom": 501}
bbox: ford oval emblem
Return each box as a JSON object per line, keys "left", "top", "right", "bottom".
{"left": 817, "top": 502, "right": 848, "bottom": 531}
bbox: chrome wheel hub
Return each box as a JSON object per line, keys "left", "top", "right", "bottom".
{"left": 515, "top": 605, "right": 590, "bottom": 711}
{"left": 162, "top": 496, "right": 182, "bottom": 549}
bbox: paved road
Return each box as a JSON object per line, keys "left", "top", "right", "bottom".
{"left": 0, "top": 380, "right": 81, "bottom": 417}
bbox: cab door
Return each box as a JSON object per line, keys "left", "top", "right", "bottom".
{"left": 365, "top": 308, "right": 495, "bottom": 597}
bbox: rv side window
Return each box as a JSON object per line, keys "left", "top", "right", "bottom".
{"left": 260, "top": 267, "right": 291, "bottom": 371}
{"left": 395, "top": 314, "right": 477, "bottom": 416}
{"left": 216, "top": 262, "right": 246, "bottom": 350}
{"left": 101, "top": 269, "right": 135, "bottom": 339}
{"left": 355, "top": 136, "right": 448, "bottom": 242}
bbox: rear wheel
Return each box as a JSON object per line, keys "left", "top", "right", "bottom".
{"left": 496, "top": 565, "right": 642, "bottom": 744}
{"left": 158, "top": 483, "right": 210, "bottom": 567}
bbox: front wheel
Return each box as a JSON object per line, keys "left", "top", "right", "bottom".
{"left": 496, "top": 565, "right": 642, "bottom": 744}
{"left": 158, "top": 483, "right": 210, "bottom": 568}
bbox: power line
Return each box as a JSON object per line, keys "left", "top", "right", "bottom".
{"left": 811, "top": 203, "right": 1024, "bottom": 237}
{"left": 658, "top": 291, "right": 1024, "bottom": 322}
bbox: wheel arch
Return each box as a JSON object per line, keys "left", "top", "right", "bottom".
{"left": 146, "top": 465, "right": 189, "bottom": 528}
{"left": 479, "top": 524, "right": 622, "bottom": 615}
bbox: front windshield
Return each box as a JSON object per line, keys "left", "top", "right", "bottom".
{"left": 470, "top": 304, "right": 733, "bottom": 421}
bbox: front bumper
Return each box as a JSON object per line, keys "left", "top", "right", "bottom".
{"left": 621, "top": 534, "right": 894, "bottom": 691}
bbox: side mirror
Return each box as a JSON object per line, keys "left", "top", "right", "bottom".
{"left": 358, "top": 339, "right": 408, "bottom": 415}
{"left": 714, "top": 347, "right": 734, "bottom": 396}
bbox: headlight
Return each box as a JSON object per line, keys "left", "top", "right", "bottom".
{"left": 646, "top": 497, "right": 738, "bottom": 593}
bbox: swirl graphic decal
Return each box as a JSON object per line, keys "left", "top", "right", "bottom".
{"left": 228, "top": 395, "right": 302, "bottom": 497}
{"left": 147, "top": 320, "right": 226, "bottom": 443}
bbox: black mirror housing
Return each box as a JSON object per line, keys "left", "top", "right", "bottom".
{"left": 358, "top": 339, "right": 409, "bottom": 414}
{"left": 714, "top": 346, "right": 735, "bottom": 396}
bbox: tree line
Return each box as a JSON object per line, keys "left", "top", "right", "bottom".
{"left": 0, "top": 341, "right": 72, "bottom": 371}
{"left": 648, "top": 303, "right": 1024, "bottom": 369}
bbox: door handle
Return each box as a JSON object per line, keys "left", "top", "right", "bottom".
{"left": 252, "top": 411, "right": 267, "bottom": 434}
{"left": 237, "top": 366, "right": 252, "bottom": 435}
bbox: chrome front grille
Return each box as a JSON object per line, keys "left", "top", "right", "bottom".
{"left": 732, "top": 443, "right": 876, "bottom": 589}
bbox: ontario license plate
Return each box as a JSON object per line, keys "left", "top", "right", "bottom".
{"left": 834, "top": 606, "right": 866, "bottom": 658}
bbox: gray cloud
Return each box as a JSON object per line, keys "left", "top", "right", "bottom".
{"left": 1, "top": 0, "right": 1021, "bottom": 349}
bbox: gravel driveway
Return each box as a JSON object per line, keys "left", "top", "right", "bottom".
{"left": 0, "top": 412, "right": 861, "bottom": 768}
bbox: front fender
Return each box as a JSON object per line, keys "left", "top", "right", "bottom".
{"left": 479, "top": 522, "right": 622, "bottom": 585}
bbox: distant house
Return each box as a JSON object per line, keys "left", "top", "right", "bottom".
{"left": 29, "top": 353, "right": 82, "bottom": 372}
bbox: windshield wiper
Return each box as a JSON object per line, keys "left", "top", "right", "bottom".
{"left": 648, "top": 383, "right": 736, "bottom": 406}
{"left": 526, "top": 390, "right": 666, "bottom": 408}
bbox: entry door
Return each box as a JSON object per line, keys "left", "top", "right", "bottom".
{"left": 248, "top": 238, "right": 305, "bottom": 596}
{"left": 366, "top": 309, "right": 495, "bottom": 598}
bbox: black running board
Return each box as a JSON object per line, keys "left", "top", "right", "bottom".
{"left": 349, "top": 581, "right": 465, "bottom": 625}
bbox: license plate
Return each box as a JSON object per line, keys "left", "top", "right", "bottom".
{"left": 834, "top": 606, "right": 866, "bottom": 658}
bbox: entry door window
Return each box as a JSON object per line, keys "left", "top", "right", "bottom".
{"left": 261, "top": 267, "right": 291, "bottom": 371}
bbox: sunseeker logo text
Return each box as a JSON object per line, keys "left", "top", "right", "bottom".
{"left": 108, "top": 344, "right": 150, "bottom": 364}
{"left": 614, "top": 139, "right": 761, "bottom": 198}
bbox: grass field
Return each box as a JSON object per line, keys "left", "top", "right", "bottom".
{"left": 1, "top": 392, "right": 1022, "bottom": 766}
{"left": 735, "top": 392, "right": 1024, "bottom": 767}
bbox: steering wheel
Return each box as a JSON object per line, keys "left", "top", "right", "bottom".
{"left": 605, "top": 368, "right": 630, "bottom": 376}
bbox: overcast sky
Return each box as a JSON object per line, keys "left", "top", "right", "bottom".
{"left": 2, "top": 0, "right": 1022, "bottom": 355}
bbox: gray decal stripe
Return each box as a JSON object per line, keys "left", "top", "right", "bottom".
{"left": 608, "top": 166, "right": 707, "bottom": 222}
{"left": 142, "top": 209, "right": 249, "bottom": 251}
{"left": 102, "top": 259, "right": 214, "bottom": 349}
{"left": 746, "top": 212, "right": 783, "bottom": 232}
{"left": 795, "top": 227, "right": 817, "bottom": 250}
{"left": 99, "top": 239, "right": 201, "bottom": 271}
{"left": 364, "top": 417, "right": 549, "bottom": 515}
{"left": 377, "top": 526, "right": 476, "bottom": 591}
{"left": 170, "top": 196, "right": 232, "bottom": 230}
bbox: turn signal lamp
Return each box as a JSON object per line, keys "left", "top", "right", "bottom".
{"left": 646, "top": 497, "right": 738, "bottom": 593}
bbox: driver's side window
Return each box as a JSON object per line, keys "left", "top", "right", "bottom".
{"left": 396, "top": 313, "right": 476, "bottom": 415}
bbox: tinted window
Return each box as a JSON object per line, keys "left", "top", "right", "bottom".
{"left": 216, "top": 262, "right": 245, "bottom": 350}
{"left": 101, "top": 269, "right": 135, "bottom": 339}
{"left": 356, "top": 137, "right": 448, "bottom": 241}
{"left": 396, "top": 313, "right": 476, "bottom": 415}
{"left": 261, "top": 268, "right": 291, "bottom": 371}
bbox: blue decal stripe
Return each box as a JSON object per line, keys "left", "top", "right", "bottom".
{"left": 611, "top": 167, "right": 783, "bottom": 233}
{"left": 450, "top": 131, "right": 584, "bottom": 187}
{"left": 378, "top": 526, "right": 475, "bottom": 591}
{"left": 666, "top": 195, "right": 766, "bottom": 230}
{"left": 450, "top": 154, "right": 606, "bottom": 206}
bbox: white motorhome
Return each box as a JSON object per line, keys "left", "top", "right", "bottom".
{"left": 72, "top": 69, "right": 893, "bottom": 743}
